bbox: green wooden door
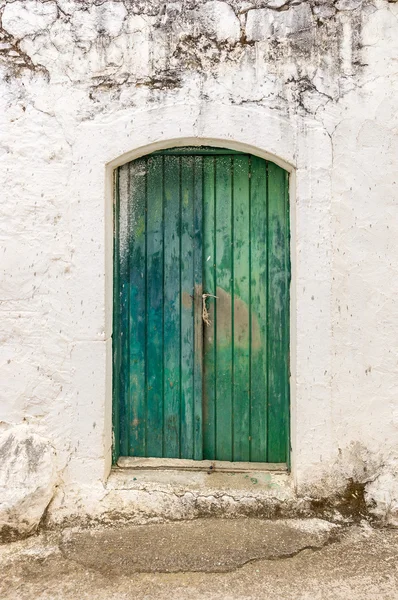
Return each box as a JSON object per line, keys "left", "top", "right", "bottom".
{"left": 113, "top": 148, "right": 290, "bottom": 464}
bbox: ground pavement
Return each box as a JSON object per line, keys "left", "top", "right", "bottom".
{"left": 1, "top": 518, "right": 398, "bottom": 599}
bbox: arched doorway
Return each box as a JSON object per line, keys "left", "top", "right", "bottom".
{"left": 112, "top": 147, "right": 290, "bottom": 464}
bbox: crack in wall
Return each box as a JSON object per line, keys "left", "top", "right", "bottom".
{"left": 0, "top": 0, "right": 368, "bottom": 98}
{"left": 0, "top": 26, "right": 49, "bottom": 77}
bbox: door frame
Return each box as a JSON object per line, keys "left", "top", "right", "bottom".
{"left": 111, "top": 143, "right": 293, "bottom": 469}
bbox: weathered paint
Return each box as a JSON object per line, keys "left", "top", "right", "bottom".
{"left": 114, "top": 149, "right": 289, "bottom": 463}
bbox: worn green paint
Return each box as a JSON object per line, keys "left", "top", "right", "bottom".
{"left": 113, "top": 148, "right": 290, "bottom": 463}
{"left": 112, "top": 169, "right": 121, "bottom": 463}
{"left": 146, "top": 156, "right": 164, "bottom": 457}
{"left": 202, "top": 157, "right": 217, "bottom": 460}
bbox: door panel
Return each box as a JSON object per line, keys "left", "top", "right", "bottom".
{"left": 163, "top": 155, "right": 182, "bottom": 457}
{"left": 146, "top": 155, "right": 164, "bottom": 457}
{"left": 250, "top": 156, "right": 269, "bottom": 461}
{"left": 213, "top": 156, "right": 233, "bottom": 461}
{"left": 180, "top": 156, "right": 195, "bottom": 459}
{"left": 192, "top": 156, "right": 204, "bottom": 460}
{"left": 267, "top": 161, "right": 290, "bottom": 462}
{"left": 113, "top": 149, "right": 290, "bottom": 463}
{"left": 232, "top": 155, "right": 251, "bottom": 461}
{"left": 202, "top": 157, "right": 217, "bottom": 460}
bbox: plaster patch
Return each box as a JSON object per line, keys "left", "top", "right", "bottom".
{"left": 2, "top": 1, "right": 58, "bottom": 39}
{"left": 264, "top": 0, "right": 289, "bottom": 8}
{"left": 70, "top": 2, "right": 128, "bottom": 42}
{"left": 366, "top": 467, "right": 398, "bottom": 527}
{"left": 194, "top": 1, "right": 241, "bottom": 43}
{"left": 246, "top": 4, "right": 313, "bottom": 42}
{"left": 335, "top": 0, "right": 363, "bottom": 10}
{"left": 0, "top": 426, "right": 57, "bottom": 542}
{"left": 313, "top": 5, "right": 337, "bottom": 20}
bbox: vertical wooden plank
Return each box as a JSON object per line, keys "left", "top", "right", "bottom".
{"left": 163, "top": 155, "right": 181, "bottom": 457}
{"left": 128, "top": 158, "right": 147, "bottom": 456}
{"left": 203, "top": 157, "right": 217, "bottom": 460}
{"left": 112, "top": 168, "right": 121, "bottom": 462}
{"left": 250, "top": 157, "right": 268, "bottom": 462}
{"left": 214, "top": 156, "right": 233, "bottom": 461}
{"left": 232, "top": 155, "right": 250, "bottom": 461}
{"left": 146, "top": 155, "right": 164, "bottom": 457}
{"left": 267, "top": 162, "right": 289, "bottom": 463}
{"left": 117, "top": 164, "right": 130, "bottom": 457}
{"left": 284, "top": 170, "right": 291, "bottom": 467}
{"left": 180, "top": 156, "right": 195, "bottom": 458}
{"left": 193, "top": 156, "right": 204, "bottom": 460}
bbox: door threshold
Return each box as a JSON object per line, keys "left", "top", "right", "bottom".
{"left": 117, "top": 457, "right": 287, "bottom": 473}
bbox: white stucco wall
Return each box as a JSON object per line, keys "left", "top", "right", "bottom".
{"left": 1, "top": 0, "right": 398, "bottom": 527}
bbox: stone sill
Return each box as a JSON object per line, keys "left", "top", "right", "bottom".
{"left": 117, "top": 456, "right": 288, "bottom": 473}
{"left": 107, "top": 463, "right": 293, "bottom": 500}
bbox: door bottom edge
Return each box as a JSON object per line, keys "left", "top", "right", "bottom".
{"left": 117, "top": 457, "right": 288, "bottom": 473}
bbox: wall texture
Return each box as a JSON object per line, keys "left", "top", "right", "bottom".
{"left": 1, "top": 0, "right": 398, "bottom": 533}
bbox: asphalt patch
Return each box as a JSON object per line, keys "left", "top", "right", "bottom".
{"left": 60, "top": 517, "right": 338, "bottom": 573}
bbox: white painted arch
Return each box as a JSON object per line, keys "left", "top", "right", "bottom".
{"left": 106, "top": 136, "right": 296, "bottom": 172}
{"left": 69, "top": 103, "right": 332, "bottom": 490}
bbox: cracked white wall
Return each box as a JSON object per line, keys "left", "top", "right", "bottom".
{"left": 0, "top": 0, "right": 398, "bottom": 525}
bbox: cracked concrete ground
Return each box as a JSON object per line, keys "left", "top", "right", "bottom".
{"left": 1, "top": 518, "right": 398, "bottom": 599}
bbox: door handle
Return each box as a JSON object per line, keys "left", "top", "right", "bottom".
{"left": 202, "top": 293, "right": 217, "bottom": 326}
